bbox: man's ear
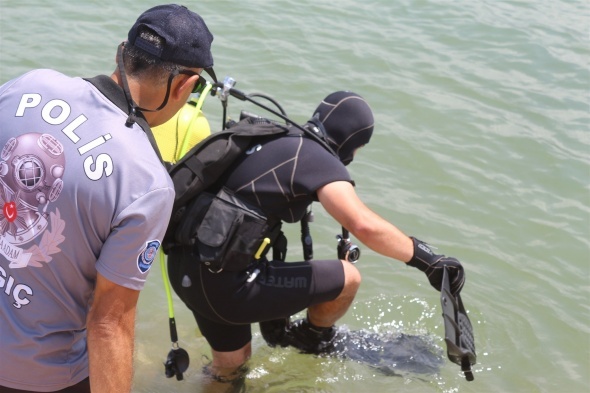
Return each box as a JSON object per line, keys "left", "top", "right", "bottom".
{"left": 172, "top": 74, "right": 198, "bottom": 100}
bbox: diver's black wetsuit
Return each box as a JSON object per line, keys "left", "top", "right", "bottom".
{"left": 168, "top": 129, "right": 352, "bottom": 351}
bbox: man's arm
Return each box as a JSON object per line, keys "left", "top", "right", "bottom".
{"left": 87, "top": 272, "right": 140, "bottom": 393}
{"left": 317, "top": 180, "right": 414, "bottom": 262}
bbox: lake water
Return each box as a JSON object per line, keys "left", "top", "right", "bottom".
{"left": 1, "top": 1, "right": 588, "bottom": 392}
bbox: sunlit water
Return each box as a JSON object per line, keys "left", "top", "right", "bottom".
{"left": 1, "top": 1, "right": 588, "bottom": 392}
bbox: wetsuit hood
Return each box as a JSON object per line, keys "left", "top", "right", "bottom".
{"left": 310, "top": 91, "right": 374, "bottom": 165}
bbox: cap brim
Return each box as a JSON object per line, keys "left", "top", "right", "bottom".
{"left": 204, "top": 67, "right": 217, "bottom": 83}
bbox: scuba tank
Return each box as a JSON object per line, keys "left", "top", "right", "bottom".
{"left": 152, "top": 82, "right": 213, "bottom": 163}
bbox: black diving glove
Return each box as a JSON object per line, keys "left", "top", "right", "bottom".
{"left": 407, "top": 237, "right": 465, "bottom": 295}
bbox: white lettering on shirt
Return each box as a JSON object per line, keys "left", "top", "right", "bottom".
{"left": 0, "top": 266, "right": 33, "bottom": 309}
{"left": 14, "top": 93, "right": 114, "bottom": 181}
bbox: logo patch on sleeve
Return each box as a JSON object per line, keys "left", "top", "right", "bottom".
{"left": 137, "top": 240, "right": 160, "bottom": 273}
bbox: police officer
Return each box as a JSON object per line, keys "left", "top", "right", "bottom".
{"left": 0, "top": 4, "right": 214, "bottom": 392}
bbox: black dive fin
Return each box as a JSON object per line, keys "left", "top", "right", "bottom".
{"left": 440, "top": 267, "right": 476, "bottom": 381}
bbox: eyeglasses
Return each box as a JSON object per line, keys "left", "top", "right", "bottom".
{"left": 176, "top": 70, "right": 208, "bottom": 95}
{"left": 139, "top": 69, "right": 207, "bottom": 112}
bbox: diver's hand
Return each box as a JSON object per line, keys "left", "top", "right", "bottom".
{"left": 407, "top": 237, "right": 465, "bottom": 295}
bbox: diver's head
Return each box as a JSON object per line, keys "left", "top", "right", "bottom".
{"left": 310, "top": 91, "right": 374, "bottom": 165}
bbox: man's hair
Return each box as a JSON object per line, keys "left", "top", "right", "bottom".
{"left": 123, "top": 26, "right": 183, "bottom": 83}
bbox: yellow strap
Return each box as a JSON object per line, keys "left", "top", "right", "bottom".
{"left": 159, "top": 250, "right": 175, "bottom": 319}
{"left": 178, "top": 82, "right": 213, "bottom": 158}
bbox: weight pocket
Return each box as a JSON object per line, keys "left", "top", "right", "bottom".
{"left": 196, "top": 188, "right": 269, "bottom": 272}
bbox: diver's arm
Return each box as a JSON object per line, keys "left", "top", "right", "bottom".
{"left": 317, "top": 181, "right": 413, "bottom": 263}
{"left": 318, "top": 180, "right": 465, "bottom": 294}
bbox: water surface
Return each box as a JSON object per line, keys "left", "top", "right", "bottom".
{"left": 1, "top": 1, "right": 588, "bottom": 392}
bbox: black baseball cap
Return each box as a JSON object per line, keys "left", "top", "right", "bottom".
{"left": 128, "top": 4, "right": 214, "bottom": 69}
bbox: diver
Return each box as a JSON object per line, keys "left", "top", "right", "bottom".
{"left": 165, "top": 90, "right": 467, "bottom": 385}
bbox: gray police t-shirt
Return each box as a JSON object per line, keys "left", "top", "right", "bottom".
{"left": 0, "top": 69, "right": 174, "bottom": 390}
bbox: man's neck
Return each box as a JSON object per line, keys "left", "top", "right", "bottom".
{"left": 110, "top": 69, "right": 161, "bottom": 126}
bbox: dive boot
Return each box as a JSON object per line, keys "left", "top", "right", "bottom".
{"left": 284, "top": 318, "right": 343, "bottom": 355}
{"left": 259, "top": 318, "right": 290, "bottom": 348}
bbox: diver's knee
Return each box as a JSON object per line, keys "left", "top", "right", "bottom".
{"left": 341, "top": 260, "right": 361, "bottom": 294}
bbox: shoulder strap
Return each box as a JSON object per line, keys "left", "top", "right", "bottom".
{"left": 168, "top": 117, "right": 288, "bottom": 208}
{"left": 136, "top": 117, "right": 165, "bottom": 164}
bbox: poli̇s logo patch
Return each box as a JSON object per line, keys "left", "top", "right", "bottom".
{"left": 137, "top": 240, "right": 160, "bottom": 273}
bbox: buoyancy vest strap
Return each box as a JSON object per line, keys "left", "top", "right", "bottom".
{"left": 265, "top": 220, "right": 287, "bottom": 262}
{"left": 184, "top": 155, "right": 205, "bottom": 178}
{"left": 272, "top": 232, "right": 287, "bottom": 262}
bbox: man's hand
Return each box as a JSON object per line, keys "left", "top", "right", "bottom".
{"left": 407, "top": 237, "right": 465, "bottom": 295}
